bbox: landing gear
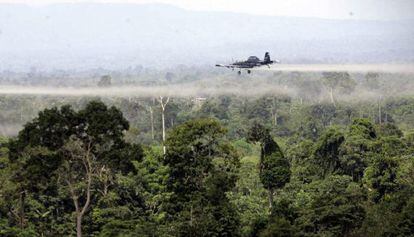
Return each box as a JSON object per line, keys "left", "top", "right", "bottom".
{"left": 238, "top": 71, "right": 241, "bottom": 75}
{"left": 247, "top": 70, "right": 251, "bottom": 74}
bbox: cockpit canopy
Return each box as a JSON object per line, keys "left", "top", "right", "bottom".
{"left": 247, "top": 56, "right": 260, "bottom": 62}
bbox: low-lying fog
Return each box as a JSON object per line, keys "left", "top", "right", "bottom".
{"left": 1, "top": 64, "right": 414, "bottom": 102}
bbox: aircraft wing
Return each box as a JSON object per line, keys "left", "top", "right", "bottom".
{"left": 215, "top": 64, "right": 238, "bottom": 69}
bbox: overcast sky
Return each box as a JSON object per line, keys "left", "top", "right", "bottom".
{"left": 1, "top": 0, "right": 413, "bottom": 20}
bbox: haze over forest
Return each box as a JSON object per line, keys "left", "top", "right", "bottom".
{"left": 0, "top": 3, "right": 414, "bottom": 72}
{"left": 2, "top": 2, "right": 414, "bottom": 237}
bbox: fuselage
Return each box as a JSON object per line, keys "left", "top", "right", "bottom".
{"left": 231, "top": 56, "right": 273, "bottom": 68}
{"left": 215, "top": 52, "right": 277, "bottom": 73}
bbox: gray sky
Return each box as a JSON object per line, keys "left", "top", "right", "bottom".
{"left": 1, "top": 0, "right": 414, "bottom": 20}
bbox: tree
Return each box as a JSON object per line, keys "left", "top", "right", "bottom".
{"left": 364, "top": 156, "right": 400, "bottom": 203}
{"left": 394, "top": 196, "right": 414, "bottom": 236}
{"left": 57, "top": 137, "right": 98, "bottom": 237}
{"left": 148, "top": 106, "right": 155, "bottom": 140}
{"left": 286, "top": 139, "right": 318, "bottom": 183}
{"left": 312, "top": 126, "right": 345, "bottom": 177}
{"left": 158, "top": 96, "right": 170, "bottom": 155}
{"left": 364, "top": 72, "right": 380, "bottom": 90}
{"left": 164, "top": 118, "right": 240, "bottom": 236}
{"left": 258, "top": 217, "right": 297, "bottom": 237}
{"left": 358, "top": 155, "right": 413, "bottom": 237}
{"left": 97, "top": 75, "right": 111, "bottom": 87}
{"left": 165, "top": 72, "right": 175, "bottom": 82}
{"left": 6, "top": 101, "right": 142, "bottom": 235}
{"left": 308, "top": 104, "right": 337, "bottom": 128}
{"left": 198, "top": 96, "right": 231, "bottom": 120}
{"left": 338, "top": 118, "right": 379, "bottom": 181}
{"left": 321, "top": 72, "right": 356, "bottom": 107}
{"left": 377, "top": 123, "right": 403, "bottom": 138}
{"left": 348, "top": 118, "right": 377, "bottom": 140}
{"left": 227, "top": 152, "right": 269, "bottom": 236}
{"left": 248, "top": 122, "right": 291, "bottom": 210}
{"left": 296, "top": 175, "right": 366, "bottom": 236}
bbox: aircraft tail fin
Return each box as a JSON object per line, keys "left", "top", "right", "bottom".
{"left": 264, "top": 52, "right": 271, "bottom": 63}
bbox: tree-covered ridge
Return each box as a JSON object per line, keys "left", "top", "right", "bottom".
{"left": 0, "top": 99, "right": 413, "bottom": 236}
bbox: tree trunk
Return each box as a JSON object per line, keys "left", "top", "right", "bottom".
{"left": 76, "top": 214, "right": 82, "bottom": 237}
{"left": 268, "top": 189, "right": 274, "bottom": 212}
{"left": 274, "top": 112, "right": 277, "bottom": 126}
{"left": 158, "top": 96, "right": 170, "bottom": 155}
{"left": 162, "top": 110, "right": 166, "bottom": 154}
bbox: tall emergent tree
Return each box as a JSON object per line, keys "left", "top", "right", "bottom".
{"left": 7, "top": 101, "right": 143, "bottom": 237}
{"left": 247, "top": 122, "right": 291, "bottom": 210}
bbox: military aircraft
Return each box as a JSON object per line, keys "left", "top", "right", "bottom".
{"left": 215, "top": 52, "right": 280, "bottom": 74}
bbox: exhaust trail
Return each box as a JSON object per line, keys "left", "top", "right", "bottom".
{"left": 264, "top": 64, "right": 414, "bottom": 73}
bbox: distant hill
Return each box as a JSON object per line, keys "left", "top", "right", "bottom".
{"left": 0, "top": 3, "right": 413, "bottom": 71}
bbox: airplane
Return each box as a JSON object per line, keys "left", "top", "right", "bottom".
{"left": 215, "top": 52, "right": 280, "bottom": 74}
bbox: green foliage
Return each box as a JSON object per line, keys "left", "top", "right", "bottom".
{"left": 377, "top": 123, "right": 403, "bottom": 137}
{"left": 394, "top": 196, "right": 414, "bottom": 237}
{"left": 364, "top": 72, "right": 381, "bottom": 90}
{"left": 312, "top": 127, "right": 345, "bottom": 177}
{"left": 286, "top": 139, "right": 318, "bottom": 183}
{"left": 338, "top": 118, "right": 379, "bottom": 181}
{"left": 2, "top": 101, "right": 144, "bottom": 236}
{"left": 228, "top": 156, "right": 268, "bottom": 236}
{"left": 164, "top": 118, "right": 241, "bottom": 236}
{"left": 198, "top": 96, "right": 231, "bottom": 120}
{"left": 232, "top": 139, "right": 258, "bottom": 157}
{"left": 349, "top": 118, "right": 377, "bottom": 139}
{"left": 294, "top": 115, "right": 324, "bottom": 141}
{"left": 296, "top": 175, "right": 366, "bottom": 237}
{"left": 308, "top": 104, "right": 337, "bottom": 127}
{"left": 403, "top": 130, "right": 414, "bottom": 151}
{"left": 1, "top": 94, "right": 413, "bottom": 237}
{"left": 248, "top": 122, "right": 291, "bottom": 197}
{"left": 260, "top": 151, "right": 291, "bottom": 191}
{"left": 379, "top": 136, "right": 407, "bottom": 157}
{"left": 364, "top": 156, "right": 400, "bottom": 203}
{"left": 258, "top": 217, "right": 297, "bottom": 237}
{"left": 321, "top": 72, "right": 356, "bottom": 93}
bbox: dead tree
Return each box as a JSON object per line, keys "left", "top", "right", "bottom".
{"left": 158, "top": 96, "right": 170, "bottom": 155}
